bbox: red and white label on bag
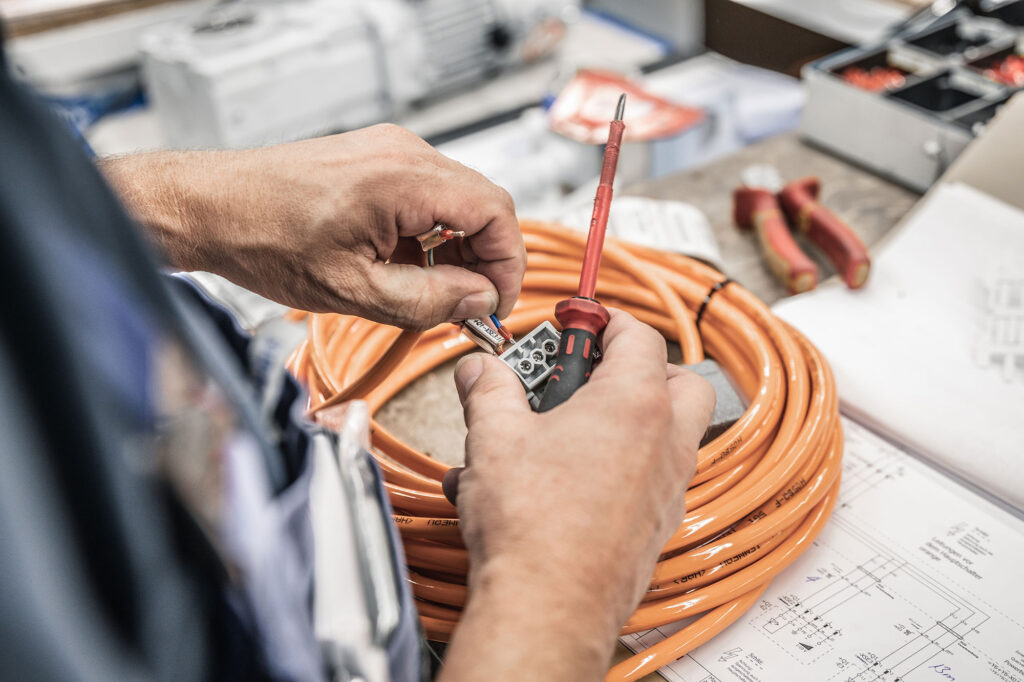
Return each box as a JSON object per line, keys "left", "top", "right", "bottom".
{"left": 548, "top": 69, "right": 704, "bottom": 144}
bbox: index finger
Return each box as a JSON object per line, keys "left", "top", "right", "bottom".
{"left": 465, "top": 214, "right": 525, "bottom": 320}
{"left": 427, "top": 164, "right": 525, "bottom": 319}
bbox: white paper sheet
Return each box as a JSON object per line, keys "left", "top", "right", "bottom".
{"left": 771, "top": 182, "right": 1024, "bottom": 512}
{"left": 556, "top": 196, "right": 724, "bottom": 268}
{"left": 622, "top": 419, "right": 1024, "bottom": 682}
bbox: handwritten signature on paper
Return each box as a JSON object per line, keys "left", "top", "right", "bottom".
{"left": 928, "top": 663, "right": 955, "bottom": 680}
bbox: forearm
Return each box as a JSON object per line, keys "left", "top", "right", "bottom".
{"left": 439, "top": 558, "right": 624, "bottom": 682}
{"left": 97, "top": 151, "right": 237, "bottom": 271}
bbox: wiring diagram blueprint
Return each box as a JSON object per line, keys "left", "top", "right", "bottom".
{"left": 621, "top": 419, "right": 1024, "bottom": 682}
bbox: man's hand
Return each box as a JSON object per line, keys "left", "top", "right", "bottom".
{"left": 439, "top": 309, "right": 715, "bottom": 682}
{"left": 99, "top": 124, "right": 525, "bottom": 330}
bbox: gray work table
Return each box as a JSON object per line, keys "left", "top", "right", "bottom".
{"left": 375, "top": 133, "right": 919, "bottom": 676}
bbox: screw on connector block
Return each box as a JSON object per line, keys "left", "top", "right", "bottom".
{"left": 499, "top": 321, "right": 565, "bottom": 410}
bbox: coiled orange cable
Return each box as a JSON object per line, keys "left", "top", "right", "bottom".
{"left": 288, "top": 220, "right": 843, "bottom": 680}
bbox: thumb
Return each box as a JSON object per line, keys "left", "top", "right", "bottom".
{"left": 364, "top": 261, "right": 499, "bottom": 330}
{"left": 455, "top": 353, "right": 531, "bottom": 429}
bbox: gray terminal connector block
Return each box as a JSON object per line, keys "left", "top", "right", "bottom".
{"left": 499, "top": 324, "right": 743, "bottom": 428}
{"left": 685, "top": 359, "right": 746, "bottom": 447}
{"left": 499, "top": 321, "right": 564, "bottom": 410}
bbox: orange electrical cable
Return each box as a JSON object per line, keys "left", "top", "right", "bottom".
{"left": 287, "top": 220, "right": 843, "bottom": 680}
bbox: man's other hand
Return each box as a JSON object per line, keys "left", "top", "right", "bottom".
{"left": 439, "top": 309, "right": 716, "bottom": 681}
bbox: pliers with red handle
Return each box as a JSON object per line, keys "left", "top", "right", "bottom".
{"left": 733, "top": 164, "right": 871, "bottom": 294}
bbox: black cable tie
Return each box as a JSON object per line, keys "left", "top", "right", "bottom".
{"left": 695, "top": 278, "right": 733, "bottom": 326}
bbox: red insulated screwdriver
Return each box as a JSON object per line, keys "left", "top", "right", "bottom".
{"left": 538, "top": 93, "right": 625, "bottom": 412}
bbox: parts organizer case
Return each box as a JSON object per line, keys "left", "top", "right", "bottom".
{"left": 802, "top": 2, "right": 1023, "bottom": 192}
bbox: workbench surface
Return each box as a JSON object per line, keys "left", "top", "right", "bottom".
{"left": 376, "top": 132, "right": 919, "bottom": 676}
{"left": 623, "top": 132, "right": 919, "bottom": 306}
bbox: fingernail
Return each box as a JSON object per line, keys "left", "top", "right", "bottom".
{"left": 451, "top": 291, "right": 497, "bottom": 322}
{"left": 442, "top": 467, "right": 464, "bottom": 505}
{"left": 454, "top": 354, "right": 484, "bottom": 401}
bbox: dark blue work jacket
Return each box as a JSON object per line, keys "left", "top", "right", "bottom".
{"left": 0, "top": 37, "right": 422, "bottom": 682}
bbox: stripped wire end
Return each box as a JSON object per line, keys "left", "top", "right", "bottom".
{"left": 416, "top": 223, "right": 465, "bottom": 251}
{"left": 440, "top": 228, "right": 466, "bottom": 241}
{"left": 489, "top": 314, "right": 514, "bottom": 343}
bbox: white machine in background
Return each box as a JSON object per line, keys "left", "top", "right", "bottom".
{"left": 4, "top": 1, "right": 210, "bottom": 98}
{"left": 141, "top": 0, "right": 579, "bottom": 148}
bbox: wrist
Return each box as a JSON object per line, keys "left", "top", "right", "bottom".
{"left": 98, "top": 151, "right": 228, "bottom": 272}
{"left": 439, "top": 552, "right": 625, "bottom": 681}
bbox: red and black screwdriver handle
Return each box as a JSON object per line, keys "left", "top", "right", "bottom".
{"left": 537, "top": 297, "right": 610, "bottom": 412}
